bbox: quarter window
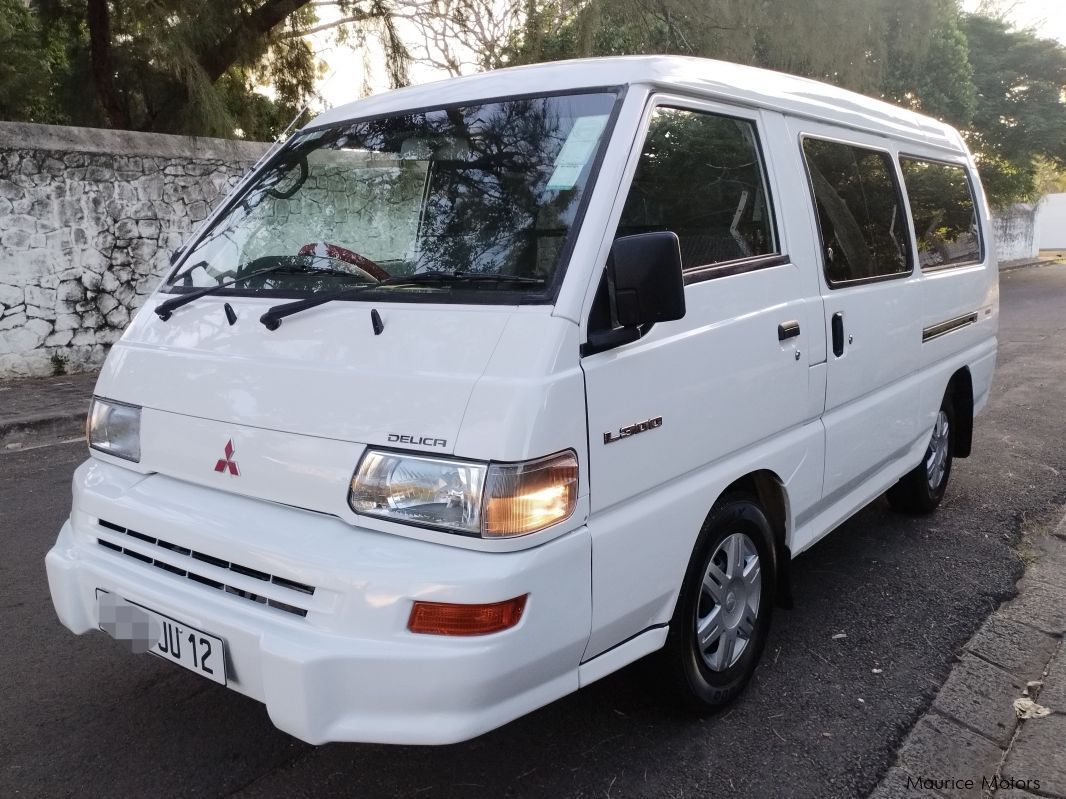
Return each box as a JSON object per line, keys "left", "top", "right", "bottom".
{"left": 802, "top": 138, "right": 911, "bottom": 284}
{"left": 615, "top": 107, "right": 777, "bottom": 270}
{"left": 899, "top": 158, "right": 982, "bottom": 269}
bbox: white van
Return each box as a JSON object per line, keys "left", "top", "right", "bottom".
{"left": 46, "top": 56, "right": 997, "bottom": 745}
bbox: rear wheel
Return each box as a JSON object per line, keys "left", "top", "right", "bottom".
{"left": 887, "top": 394, "right": 955, "bottom": 515}
{"left": 659, "top": 494, "right": 776, "bottom": 710}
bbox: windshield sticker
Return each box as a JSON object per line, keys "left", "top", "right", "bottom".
{"left": 546, "top": 114, "right": 609, "bottom": 190}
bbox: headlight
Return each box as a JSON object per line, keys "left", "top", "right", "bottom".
{"left": 349, "top": 451, "right": 487, "bottom": 534}
{"left": 349, "top": 449, "right": 578, "bottom": 538}
{"left": 87, "top": 397, "right": 141, "bottom": 462}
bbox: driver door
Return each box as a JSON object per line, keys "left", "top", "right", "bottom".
{"left": 580, "top": 99, "right": 821, "bottom": 658}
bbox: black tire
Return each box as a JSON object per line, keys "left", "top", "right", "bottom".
{"left": 887, "top": 393, "right": 955, "bottom": 515}
{"left": 658, "top": 493, "right": 776, "bottom": 711}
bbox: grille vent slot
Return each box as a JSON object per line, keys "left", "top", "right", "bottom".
{"left": 96, "top": 519, "right": 315, "bottom": 617}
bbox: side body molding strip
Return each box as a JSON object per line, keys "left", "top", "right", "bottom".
{"left": 922, "top": 312, "right": 978, "bottom": 343}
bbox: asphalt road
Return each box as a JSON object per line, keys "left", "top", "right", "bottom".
{"left": 4, "top": 263, "right": 1066, "bottom": 799}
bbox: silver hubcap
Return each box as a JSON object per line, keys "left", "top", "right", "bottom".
{"left": 695, "top": 532, "right": 761, "bottom": 672}
{"left": 925, "top": 410, "right": 950, "bottom": 491}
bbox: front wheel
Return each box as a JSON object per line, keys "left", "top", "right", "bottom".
{"left": 887, "top": 394, "right": 955, "bottom": 515}
{"left": 658, "top": 494, "right": 776, "bottom": 710}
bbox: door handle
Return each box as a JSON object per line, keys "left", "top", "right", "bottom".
{"left": 831, "top": 312, "right": 845, "bottom": 357}
{"left": 778, "top": 320, "right": 801, "bottom": 341}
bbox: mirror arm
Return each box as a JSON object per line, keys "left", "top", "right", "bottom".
{"left": 581, "top": 325, "right": 644, "bottom": 357}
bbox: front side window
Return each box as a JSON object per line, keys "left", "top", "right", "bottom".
{"left": 899, "top": 158, "right": 982, "bottom": 269}
{"left": 615, "top": 107, "right": 777, "bottom": 269}
{"left": 802, "top": 138, "right": 911, "bottom": 284}
{"left": 166, "top": 91, "right": 619, "bottom": 302}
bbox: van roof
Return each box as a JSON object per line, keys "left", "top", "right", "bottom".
{"left": 307, "top": 55, "right": 967, "bottom": 154}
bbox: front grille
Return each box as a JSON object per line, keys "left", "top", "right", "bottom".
{"left": 96, "top": 519, "right": 315, "bottom": 618}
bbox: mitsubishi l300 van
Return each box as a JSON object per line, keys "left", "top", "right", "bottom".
{"left": 46, "top": 55, "right": 998, "bottom": 745}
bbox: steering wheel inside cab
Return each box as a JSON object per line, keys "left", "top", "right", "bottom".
{"left": 265, "top": 154, "right": 309, "bottom": 200}
{"left": 297, "top": 243, "right": 390, "bottom": 281}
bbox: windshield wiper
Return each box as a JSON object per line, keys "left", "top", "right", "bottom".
{"left": 258, "top": 271, "right": 546, "bottom": 330}
{"left": 154, "top": 261, "right": 368, "bottom": 321}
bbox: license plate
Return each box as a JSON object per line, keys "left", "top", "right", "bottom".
{"left": 96, "top": 590, "right": 226, "bottom": 685}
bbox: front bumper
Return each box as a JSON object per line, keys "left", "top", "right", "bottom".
{"left": 46, "top": 459, "right": 592, "bottom": 744}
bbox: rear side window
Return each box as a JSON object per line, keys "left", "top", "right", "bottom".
{"left": 802, "top": 138, "right": 911, "bottom": 284}
{"left": 899, "top": 158, "right": 982, "bottom": 269}
{"left": 616, "top": 107, "right": 777, "bottom": 270}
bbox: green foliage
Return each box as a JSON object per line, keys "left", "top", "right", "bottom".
{"left": 3, "top": 0, "right": 1065, "bottom": 209}
{"left": 881, "top": 4, "right": 976, "bottom": 126}
{"left": 1034, "top": 157, "right": 1066, "bottom": 197}
{"left": 505, "top": 0, "right": 1066, "bottom": 207}
{"left": 960, "top": 14, "right": 1066, "bottom": 205}
{"left": 6, "top": 1, "right": 408, "bottom": 140}
{"left": 24, "top": 0, "right": 325, "bottom": 138}
{"left": 0, "top": 0, "right": 67, "bottom": 124}
{"left": 503, "top": 0, "right": 974, "bottom": 107}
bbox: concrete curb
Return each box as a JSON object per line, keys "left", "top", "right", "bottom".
{"left": 0, "top": 371, "right": 96, "bottom": 449}
{"left": 999, "top": 257, "right": 1061, "bottom": 273}
{"left": 0, "top": 413, "right": 85, "bottom": 449}
{"left": 869, "top": 511, "right": 1066, "bottom": 798}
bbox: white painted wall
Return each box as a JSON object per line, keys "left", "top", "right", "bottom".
{"left": 1037, "top": 193, "right": 1066, "bottom": 250}
{"left": 990, "top": 204, "right": 1039, "bottom": 262}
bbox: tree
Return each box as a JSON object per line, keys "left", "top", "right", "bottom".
{"left": 501, "top": 0, "right": 975, "bottom": 115}
{"left": 6, "top": 0, "right": 525, "bottom": 139}
{"left": 401, "top": 0, "right": 523, "bottom": 76}
{"left": 500, "top": 1, "right": 1066, "bottom": 207}
{"left": 16, "top": 0, "right": 414, "bottom": 139}
{"left": 5, "top": 0, "right": 1065, "bottom": 210}
{"left": 1034, "top": 157, "right": 1066, "bottom": 197}
{"left": 879, "top": 1, "right": 976, "bottom": 126}
{"left": 960, "top": 14, "right": 1066, "bottom": 205}
{"left": 0, "top": 0, "right": 66, "bottom": 124}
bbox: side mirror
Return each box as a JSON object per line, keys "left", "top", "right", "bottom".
{"left": 610, "top": 231, "right": 686, "bottom": 327}
{"left": 584, "top": 232, "right": 686, "bottom": 355}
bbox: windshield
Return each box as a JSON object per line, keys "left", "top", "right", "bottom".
{"left": 166, "top": 90, "right": 619, "bottom": 302}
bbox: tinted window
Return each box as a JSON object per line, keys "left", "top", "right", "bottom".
{"left": 616, "top": 107, "right": 776, "bottom": 269}
{"left": 802, "top": 138, "right": 910, "bottom": 283}
{"left": 899, "top": 158, "right": 982, "bottom": 269}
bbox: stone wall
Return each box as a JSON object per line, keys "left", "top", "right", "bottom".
{"left": 991, "top": 203, "right": 1039, "bottom": 263}
{"left": 0, "top": 122, "right": 268, "bottom": 377}
{"left": 0, "top": 122, "right": 1048, "bottom": 378}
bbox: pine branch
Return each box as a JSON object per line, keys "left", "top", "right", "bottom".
{"left": 200, "top": 0, "right": 315, "bottom": 82}
{"left": 280, "top": 10, "right": 387, "bottom": 39}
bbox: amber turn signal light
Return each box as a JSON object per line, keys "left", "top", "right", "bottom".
{"left": 483, "top": 450, "right": 578, "bottom": 537}
{"left": 407, "top": 595, "right": 528, "bottom": 636}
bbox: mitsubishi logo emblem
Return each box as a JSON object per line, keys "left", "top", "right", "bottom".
{"left": 214, "top": 440, "right": 240, "bottom": 475}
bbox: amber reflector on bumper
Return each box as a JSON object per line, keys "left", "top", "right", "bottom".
{"left": 408, "top": 595, "right": 528, "bottom": 636}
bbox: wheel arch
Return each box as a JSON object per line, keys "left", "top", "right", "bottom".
{"left": 721, "top": 470, "right": 794, "bottom": 609}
